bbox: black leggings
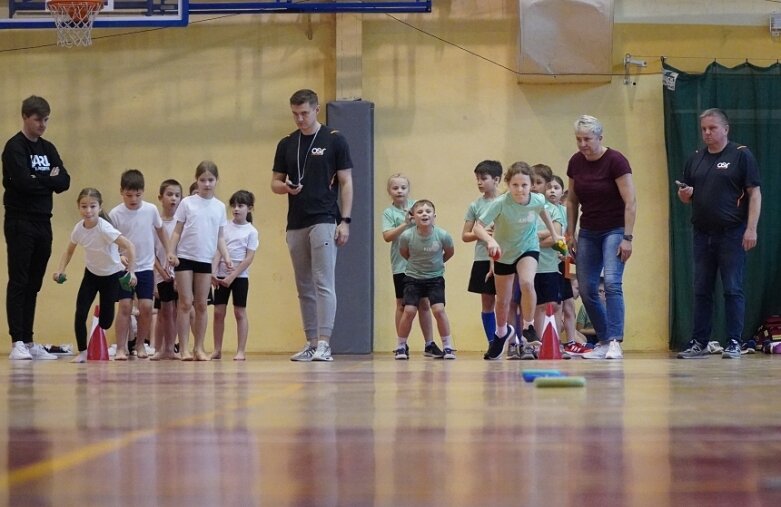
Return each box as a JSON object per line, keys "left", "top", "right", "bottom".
{"left": 74, "top": 269, "right": 121, "bottom": 351}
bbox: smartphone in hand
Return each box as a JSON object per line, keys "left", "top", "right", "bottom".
{"left": 674, "top": 180, "right": 687, "bottom": 189}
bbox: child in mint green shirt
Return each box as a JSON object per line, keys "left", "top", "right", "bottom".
{"left": 381, "top": 174, "right": 437, "bottom": 357}
{"left": 395, "top": 200, "right": 456, "bottom": 360}
{"left": 472, "top": 162, "right": 562, "bottom": 361}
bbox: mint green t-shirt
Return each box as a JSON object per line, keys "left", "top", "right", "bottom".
{"left": 382, "top": 200, "right": 415, "bottom": 274}
{"left": 464, "top": 195, "right": 497, "bottom": 262}
{"left": 536, "top": 201, "right": 564, "bottom": 274}
{"left": 399, "top": 226, "right": 454, "bottom": 279}
{"left": 557, "top": 203, "right": 568, "bottom": 233}
{"left": 478, "top": 192, "right": 546, "bottom": 263}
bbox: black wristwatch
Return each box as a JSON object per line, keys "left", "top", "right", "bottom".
{"left": 341, "top": 216, "right": 352, "bottom": 224}
{"left": 623, "top": 234, "right": 633, "bottom": 242}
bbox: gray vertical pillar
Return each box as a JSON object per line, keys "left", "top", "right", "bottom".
{"left": 327, "top": 100, "right": 374, "bottom": 354}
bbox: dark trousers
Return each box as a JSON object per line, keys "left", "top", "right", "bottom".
{"left": 75, "top": 269, "right": 121, "bottom": 351}
{"left": 4, "top": 217, "right": 52, "bottom": 344}
{"left": 692, "top": 224, "right": 747, "bottom": 344}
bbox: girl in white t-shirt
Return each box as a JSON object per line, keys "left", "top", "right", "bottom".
{"left": 53, "top": 188, "right": 137, "bottom": 363}
{"left": 211, "top": 190, "right": 259, "bottom": 361}
{"left": 167, "top": 161, "right": 232, "bottom": 361}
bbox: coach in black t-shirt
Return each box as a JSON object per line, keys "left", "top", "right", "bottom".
{"left": 3, "top": 96, "right": 71, "bottom": 360}
{"left": 676, "top": 108, "right": 762, "bottom": 360}
{"left": 271, "top": 89, "right": 353, "bottom": 362}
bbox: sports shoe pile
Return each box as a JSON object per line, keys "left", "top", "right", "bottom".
{"left": 43, "top": 344, "right": 74, "bottom": 356}
{"left": 9, "top": 341, "right": 58, "bottom": 360}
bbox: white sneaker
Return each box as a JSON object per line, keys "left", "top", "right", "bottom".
{"left": 290, "top": 344, "right": 316, "bottom": 362}
{"left": 312, "top": 340, "right": 334, "bottom": 362}
{"left": 605, "top": 340, "right": 624, "bottom": 359}
{"left": 27, "top": 343, "right": 58, "bottom": 360}
{"left": 9, "top": 341, "right": 32, "bottom": 360}
{"left": 583, "top": 342, "right": 608, "bottom": 359}
{"left": 108, "top": 344, "right": 117, "bottom": 357}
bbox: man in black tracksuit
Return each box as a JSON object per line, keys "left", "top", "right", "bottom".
{"left": 3, "top": 96, "right": 70, "bottom": 359}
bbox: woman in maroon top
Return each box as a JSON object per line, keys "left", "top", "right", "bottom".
{"left": 566, "top": 115, "right": 637, "bottom": 360}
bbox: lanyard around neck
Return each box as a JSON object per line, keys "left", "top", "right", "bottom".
{"left": 296, "top": 124, "right": 321, "bottom": 185}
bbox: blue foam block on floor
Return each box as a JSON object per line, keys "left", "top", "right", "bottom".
{"left": 521, "top": 369, "right": 565, "bottom": 383}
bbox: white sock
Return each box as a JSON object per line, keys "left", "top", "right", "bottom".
{"left": 442, "top": 336, "right": 452, "bottom": 348}
{"left": 523, "top": 320, "right": 533, "bottom": 330}
{"left": 496, "top": 325, "right": 507, "bottom": 338}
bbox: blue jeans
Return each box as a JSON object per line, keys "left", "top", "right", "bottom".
{"left": 576, "top": 228, "right": 626, "bottom": 342}
{"left": 692, "top": 225, "right": 746, "bottom": 344}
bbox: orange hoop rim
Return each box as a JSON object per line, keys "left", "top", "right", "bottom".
{"left": 48, "top": 0, "right": 103, "bottom": 8}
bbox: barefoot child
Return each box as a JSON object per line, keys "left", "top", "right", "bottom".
{"left": 211, "top": 190, "right": 259, "bottom": 361}
{"left": 167, "top": 161, "right": 232, "bottom": 361}
{"left": 151, "top": 179, "right": 182, "bottom": 360}
{"left": 395, "top": 200, "right": 456, "bottom": 360}
{"left": 53, "top": 188, "right": 137, "bottom": 363}
{"left": 109, "top": 169, "right": 168, "bottom": 360}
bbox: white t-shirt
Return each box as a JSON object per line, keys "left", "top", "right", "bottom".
{"left": 109, "top": 201, "right": 163, "bottom": 272}
{"left": 174, "top": 195, "right": 228, "bottom": 263}
{"left": 154, "top": 216, "right": 177, "bottom": 285}
{"left": 216, "top": 221, "right": 259, "bottom": 278}
{"left": 70, "top": 218, "right": 124, "bottom": 276}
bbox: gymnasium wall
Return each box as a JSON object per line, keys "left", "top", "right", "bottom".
{"left": 0, "top": 3, "right": 775, "bottom": 353}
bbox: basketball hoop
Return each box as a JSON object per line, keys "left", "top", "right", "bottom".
{"left": 48, "top": 0, "right": 103, "bottom": 47}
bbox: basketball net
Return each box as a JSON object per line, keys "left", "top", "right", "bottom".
{"left": 48, "top": 0, "right": 103, "bottom": 47}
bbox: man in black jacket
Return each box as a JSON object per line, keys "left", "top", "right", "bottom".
{"left": 3, "top": 96, "right": 70, "bottom": 360}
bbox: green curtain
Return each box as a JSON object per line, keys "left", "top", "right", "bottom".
{"left": 663, "top": 61, "right": 781, "bottom": 350}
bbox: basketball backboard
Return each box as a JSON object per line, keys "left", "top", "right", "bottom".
{"left": 0, "top": 0, "right": 430, "bottom": 29}
{"left": 0, "top": 0, "right": 187, "bottom": 28}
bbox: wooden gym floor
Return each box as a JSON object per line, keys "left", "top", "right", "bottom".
{"left": 1, "top": 352, "right": 781, "bottom": 506}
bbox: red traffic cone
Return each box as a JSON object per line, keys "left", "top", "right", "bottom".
{"left": 87, "top": 305, "right": 109, "bottom": 361}
{"left": 538, "top": 303, "right": 562, "bottom": 360}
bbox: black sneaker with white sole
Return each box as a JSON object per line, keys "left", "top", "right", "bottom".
{"left": 424, "top": 341, "right": 444, "bottom": 358}
{"left": 484, "top": 325, "right": 513, "bottom": 360}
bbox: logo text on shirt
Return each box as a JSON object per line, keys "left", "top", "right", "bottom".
{"left": 30, "top": 155, "right": 51, "bottom": 172}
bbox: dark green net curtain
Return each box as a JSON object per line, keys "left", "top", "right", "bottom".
{"left": 663, "top": 61, "right": 781, "bottom": 350}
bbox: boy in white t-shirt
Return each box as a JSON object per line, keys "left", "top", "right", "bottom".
{"left": 151, "top": 179, "right": 182, "bottom": 361}
{"left": 109, "top": 169, "right": 168, "bottom": 361}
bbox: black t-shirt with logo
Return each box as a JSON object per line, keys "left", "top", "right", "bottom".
{"left": 273, "top": 125, "right": 353, "bottom": 231}
{"left": 2, "top": 131, "right": 71, "bottom": 221}
{"left": 682, "top": 141, "right": 761, "bottom": 232}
